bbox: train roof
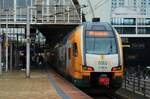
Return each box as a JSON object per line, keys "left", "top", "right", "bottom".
{"left": 61, "top": 22, "right": 115, "bottom": 44}
{"left": 83, "top": 22, "right": 114, "bottom": 31}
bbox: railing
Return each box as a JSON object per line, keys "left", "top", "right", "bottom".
{"left": 0, "top": 5, "right": 81, "bottom": 24}
{"left": 123, "top": 68, "right": 150, "bottom": 98}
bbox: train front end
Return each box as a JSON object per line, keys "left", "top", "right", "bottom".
{"left": 81, "top": 22, "right": 123, "bottom": 89}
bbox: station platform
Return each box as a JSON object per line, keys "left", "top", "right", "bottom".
{"left": 0, "top": 67, "right": 149, "bottom": 99}
{"left": 0, "top": 68, "right": 92, "bottom": 99}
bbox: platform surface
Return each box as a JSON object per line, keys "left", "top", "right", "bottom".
{"left": 0, "top": 69, "right": 92, "bottom": 99}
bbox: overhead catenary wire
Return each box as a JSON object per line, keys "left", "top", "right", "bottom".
{"left": 94, "top": 0, "right": 105, "bottom": 8}
{"left": 94, "top": 0, "right": 108, "bottom": 10}
{"left": 83, "top": 0, "right": 108, "bottom": 16}
{"left": 87, "top": 0, "right": 95, "bottom": 17}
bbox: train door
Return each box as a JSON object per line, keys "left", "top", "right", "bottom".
{"left": 66, "top": 42, "right": 72, "bottom": 75}
{"left": 72, "top": 42, "right": 80, "bottom": 71}
{"left": 66, "top": 42, "right": 80, "bottom": 77}
{"left": 68, "top": 41, "right": 81, "bottom": 78}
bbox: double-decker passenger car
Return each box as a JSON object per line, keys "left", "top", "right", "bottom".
{"left": 54, "top": 22, "right": 124, "bottom": 89}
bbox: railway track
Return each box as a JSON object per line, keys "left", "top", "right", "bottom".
{"left": 90, "top": 91, "right": 126, "bottom": 99}
{"left": 81, "top": 87, "right": 126, "bottom": 99}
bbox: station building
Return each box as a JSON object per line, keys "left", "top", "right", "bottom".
{"left": 0, "top": 0, "right": 81, "bottom": 70}
{"left": 0, "top": 0, "right": 80, "bottom": 45}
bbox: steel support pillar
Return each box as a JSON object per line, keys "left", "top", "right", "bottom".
{"left": 26, "top": 6, "right": 30, "bottom": 78}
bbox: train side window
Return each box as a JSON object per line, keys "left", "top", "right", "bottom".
{"left": 73, "top": 43, "right": 78, "bottom": 57}
{"left": 68, "top": 48, "right": 71, "bottom": 59}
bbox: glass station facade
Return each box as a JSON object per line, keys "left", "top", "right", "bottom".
{"left": 111, "top": 0, "right": 150, "bottom": 35}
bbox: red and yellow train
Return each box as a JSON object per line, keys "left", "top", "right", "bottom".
{"left": 53, "top": 22, "right": 124, "bottom": 89}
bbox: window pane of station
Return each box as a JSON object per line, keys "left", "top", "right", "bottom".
{"left": 0, "top": 0, "right": 14, "bottom": 9}
{"left": 16, "top": 0, "right": 27, "bottom": 7}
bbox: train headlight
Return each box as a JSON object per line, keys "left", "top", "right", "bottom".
{"left": 83, "top": 66, "right": 88, "bottom": 70}
{"left": 83, "top": 66, "right": 94, "bottom": 71}
{"left": 111, "top": 65, "right": 122, "bottom": 71}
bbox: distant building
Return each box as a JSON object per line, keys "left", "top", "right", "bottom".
{"left": 111, "top": 0, "right": 150, "bottom": 37}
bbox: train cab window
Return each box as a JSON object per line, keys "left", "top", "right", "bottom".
{"left": 85, "top": 31, "right": 117, "bottom": 54}
{"left": 73, "top": 43, "right": 78, "bottom": 57}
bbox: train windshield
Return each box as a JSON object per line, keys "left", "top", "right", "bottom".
{"left": 85, "top": 31, "right": 117, "bottom": 54}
